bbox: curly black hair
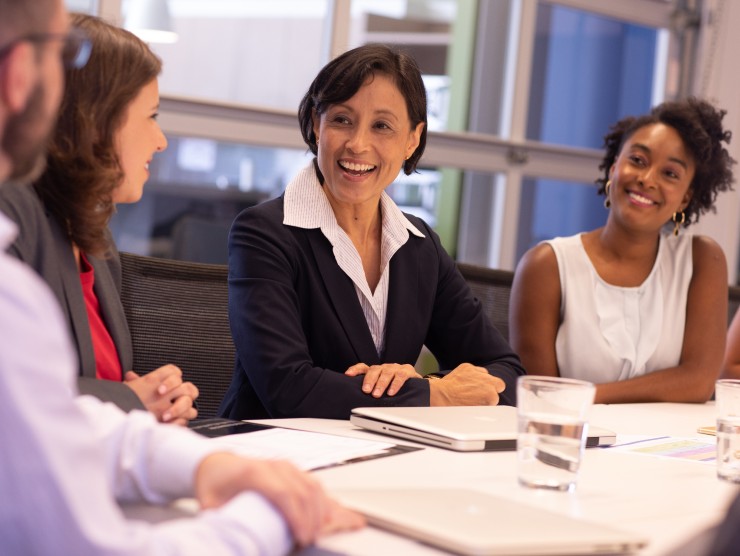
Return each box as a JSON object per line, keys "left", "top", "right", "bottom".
{"left": 596, "top": 97, "right": 735, "bottom": 226}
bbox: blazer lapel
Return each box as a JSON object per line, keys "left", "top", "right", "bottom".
{"left": 383, "top": 241, "right": 419, "bottom": 362}
{"left": 47, "top": 216, "right": 98, "bottom": 378}
{"left": 305, "top": 230, "right": 380, "bottom": 365}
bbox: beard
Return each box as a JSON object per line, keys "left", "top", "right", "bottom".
{"left": 2, "top": 83, "right": 54, "bottom": 183}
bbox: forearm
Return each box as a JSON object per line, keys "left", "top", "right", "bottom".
{"left": 76, "top": 396, "right": 211, "bottom": 503}
{"left": 155, "top": 492, "right": 293, "bottom": 556}
{"left": 721, "top": 363, "right": 740, "bottom": 380}
{"left": 594, "top": 364, "right": 719, "bottom": 404}
{"left": 264, "top": 363, "right": 431, "bottom": 419}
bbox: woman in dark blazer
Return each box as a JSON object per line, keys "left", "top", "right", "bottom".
{"left": 220, "top": 44, "right": 526, "bottom": 420}
{"left": 0, "top": 14, "right": 198, "bottom": 424}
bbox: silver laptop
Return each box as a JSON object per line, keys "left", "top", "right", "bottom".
{"left": 350, "top": 406, "right": 616, "bottom": 452}
{"left": 334, "top": 487, "right": 647, "bottom": 555}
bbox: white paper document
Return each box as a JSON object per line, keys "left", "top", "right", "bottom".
{"left": 208, "top": 427, "right": 404, "bottom": 470}
{"left": 606, "top": 435, "right": 716, "bottom": 463}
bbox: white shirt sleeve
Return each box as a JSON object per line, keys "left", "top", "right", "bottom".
{"left": 0, "top": 231, "right": 293, "bottom": 556}
{"left": 74, "top": 396, "right": 215, "bottom": 504}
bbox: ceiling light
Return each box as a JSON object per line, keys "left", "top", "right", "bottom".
{"left": 124, "top": 0, "right": 178, "bottom": 44}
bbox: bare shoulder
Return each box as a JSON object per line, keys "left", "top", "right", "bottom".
{"left": 514, "top": 242, "right": 559, "bottom": 280}
{"left": 512, "top": 242, "right": 561, "bottom": 306}
{"left": 691, "top": 234, "right": 727, "bottom": 268}
{"left": 689, "top": 235, "right": 728, "bottom": 296}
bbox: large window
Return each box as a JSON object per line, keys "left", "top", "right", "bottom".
{"left": 148, "top": 0, "right": 329, "bottom": 111}
{"left": 100, "top": 0, "right": 740, "bottom": 282}
{"left": 457, "top": 0, "right": 680, "bottom": 269}
{"left": 112, "top": 0, "right": 457, "bottom": 261}
{"left": 513, "top": 3, "right": 667, "bottom": 260}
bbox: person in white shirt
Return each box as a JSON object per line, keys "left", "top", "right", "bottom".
{"left": 509, "top": 98, "right": 735, "bottom": 404}
{"left": 0, "top": 1, "right": 363, "bottom": 554}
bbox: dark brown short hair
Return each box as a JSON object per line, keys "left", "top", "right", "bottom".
{"left": 298, "top": 43, "right": 427, "bottom": 178}
{"left": 34, "top": 13, "right": 162, "bottom": 257}
{"left": 597, "top": 97, "right": 735, "bottom": 226}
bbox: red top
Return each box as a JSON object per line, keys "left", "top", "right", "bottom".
{"left": 79, "top": 253, "right": 123, "bottom": 382}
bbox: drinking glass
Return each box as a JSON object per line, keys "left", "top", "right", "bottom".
{"left": 715, "top": 379, "right": 740, "bottom": 483}
{"left": 517, "top": 376, "right": 596, "bottom": 492}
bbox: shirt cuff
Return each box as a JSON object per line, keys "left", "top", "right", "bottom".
{"left": 147, "top": 424, "right": 216, "bottom": 500}
{"left": 201, "top": 492, "right": 293, "bottom": 555}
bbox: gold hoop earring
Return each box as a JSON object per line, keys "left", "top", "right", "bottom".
{"left": 604, "top": 180, "right": 611, "bottom": 209}
{"left": 672, "top": 211, "right": 686, "bottom": 236}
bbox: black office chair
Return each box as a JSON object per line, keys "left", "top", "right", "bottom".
{"left": 119, "top": 252, "right": 234, "bottom": 419}
{"left": 457, "top": 263, "right": 514, "bottom": 343}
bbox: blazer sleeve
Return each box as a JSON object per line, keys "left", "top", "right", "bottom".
{"left": 0, "top": 182, "right": 141, "bottom": 410}
{"left": 226, "top": 200, "right": 431, "bottom": 419}
{"left": 77, "top": 377, "right": 145, "bottom": 412}
{"left": 417, "top": 219, "right": 525, "bottom": 406}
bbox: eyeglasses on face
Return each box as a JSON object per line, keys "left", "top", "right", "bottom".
{"left": 0, "top": 27, "right": 91, "bottom": 70}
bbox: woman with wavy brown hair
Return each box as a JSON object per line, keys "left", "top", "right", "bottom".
{"left": 0, "top": 13, "right": 198, "bottom": 424}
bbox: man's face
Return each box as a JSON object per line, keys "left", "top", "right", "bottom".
{"left": 2, "top": 0, "right": 67, "bottom": 182}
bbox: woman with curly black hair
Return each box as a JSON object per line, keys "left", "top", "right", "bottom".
{"left": 510, "top": 97, "right": 735, "bottom": 403}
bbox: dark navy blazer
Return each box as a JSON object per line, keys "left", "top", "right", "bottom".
{"left": 220, "top": 195, "right": 525, "bottom": 420}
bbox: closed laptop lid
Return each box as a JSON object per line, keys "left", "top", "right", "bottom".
{"left": 334, "top": 487, "right": 647, "bottom": 556}
{"left": 350, "top": 406, "right": 616, "bottom": 451}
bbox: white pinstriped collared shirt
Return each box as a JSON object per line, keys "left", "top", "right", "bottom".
{"left": 284, "top": 164, "right": 425, "bottom": 356}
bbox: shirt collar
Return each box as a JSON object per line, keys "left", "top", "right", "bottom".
{"left": 283, "top": 163, "right": 425, "bottom": 240}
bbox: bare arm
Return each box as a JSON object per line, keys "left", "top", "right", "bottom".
{"left": 509, "top": 243, "right": 563, "bottom": 377}
{"left": 594, "top": 236, "right": 727, "bottom": 403}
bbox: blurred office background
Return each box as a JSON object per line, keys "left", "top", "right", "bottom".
{"left": 67, "top": 0, "right": 740, "bottom": 282}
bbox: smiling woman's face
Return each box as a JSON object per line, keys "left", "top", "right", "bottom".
{"left": 312, "top": 72, "right": 424, "bottom": 212}
{"left": 608, "top": 122, "right": 695, "bottom": 231}
{"left": 112, "top": 79, "right": 167, "bottom": 204}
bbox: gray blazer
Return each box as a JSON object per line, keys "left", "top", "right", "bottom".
{"left": 0, "top": 182, "right": 142, "bottom": 411}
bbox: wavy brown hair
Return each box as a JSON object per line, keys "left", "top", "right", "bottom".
{"left": 34, "top": 13, "right": 161, "bottom": 257}
{"left": 596, "top": 97, "right": 735, "bottom": 227}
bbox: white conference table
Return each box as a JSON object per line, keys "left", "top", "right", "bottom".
{"left": 251, "top": 403, "right": 740, "bottom": 556}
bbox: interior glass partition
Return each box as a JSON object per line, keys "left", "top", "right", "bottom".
{"left": 110, "top": 132, "right": 444, "bottom": 264}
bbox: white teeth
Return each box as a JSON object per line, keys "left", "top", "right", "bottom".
{"left": 145, "top": 163, "right": 149, "bottom": 170}
{"left": 339, "top": 161, "right": 375, "bottom": 172}
{"left": 629, "top": 191, "right": 655, "bottom": 205}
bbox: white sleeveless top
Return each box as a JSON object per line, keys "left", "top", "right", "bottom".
{"left": 546, "top": 233, "right": 693, "bottom": 383}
